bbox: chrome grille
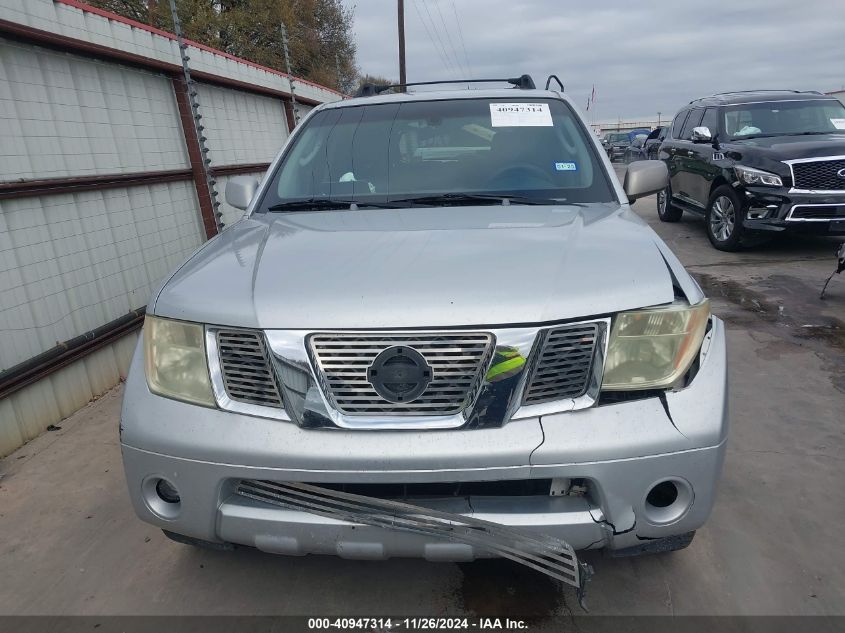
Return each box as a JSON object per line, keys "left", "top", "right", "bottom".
{"left": 523, "top": 323, "right": 599, "bottom": 405}
{"left": 309, "top": 333, "right": 494, "bottom": 415}
{"left": 216, "top": 330, "right": 283, "bottom": 408}
{"left": 791, "top": 158, "right": 845, "bottom": 191}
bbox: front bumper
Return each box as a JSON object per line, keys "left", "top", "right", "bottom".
{"left": 120, "top": 319, "right": 728, "bottom": 559}
{"left": 740, "top": 186, "right": 845, "bottom": 234}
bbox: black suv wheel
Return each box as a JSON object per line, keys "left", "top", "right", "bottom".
{"left": 656, "top": 186, "right": 683, "bottom": 222}
{"left": 705, "top": 185, "right": 745, "bottom": 251}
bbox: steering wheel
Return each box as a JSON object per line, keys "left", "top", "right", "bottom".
{"left": 488, "top": 164, "right": 556, "bottom": 189}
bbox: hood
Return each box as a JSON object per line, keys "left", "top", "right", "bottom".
{"left": 153, "top": 204, "right": 678, "bottom": 329}
{"left": 727, "top": 134, "right": 845, "bottom": 162}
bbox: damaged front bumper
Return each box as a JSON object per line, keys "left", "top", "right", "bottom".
{"left": 120, "top": 318, "right": 727, "bottom": 563}
{"left": 236, "top": 480, "right": 588, "bottom": 591}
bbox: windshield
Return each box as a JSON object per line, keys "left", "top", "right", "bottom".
{"left": 260, "top": 98, "right": 614, "bottom": 209}
{"left": 723, "top": 99, "right": 845, "bottom": 139}
{"left": 608, "top": 133, "right": 629, "bottom": 143}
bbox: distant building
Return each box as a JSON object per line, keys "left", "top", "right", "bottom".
{"left": 593, "top": 118, "right": 664, "bottom": 135}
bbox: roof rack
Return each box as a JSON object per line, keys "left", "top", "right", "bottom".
{"left": 689, "top": 89, "right": 822, "bottom": 103}
{"left": 355, "top": 75, "right": 536, "bottom": 98}
{"left": 545, "top": 74, "right": 564, "bottom": 91}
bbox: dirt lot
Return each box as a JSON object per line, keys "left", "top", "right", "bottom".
{"left": 1, "top": 177, "right": 843, "bottom": 620}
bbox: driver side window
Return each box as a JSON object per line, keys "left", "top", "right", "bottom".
{"left": 680, "top": 109, "right": 704, "bottom": 140}
{"left": 700, "top": 108, "right": 719, "bottom": 136}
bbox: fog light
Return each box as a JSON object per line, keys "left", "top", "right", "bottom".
{"left": 646, "top": 481, "right": 678, "bottom": 508}
{"left": 156, "top": 478, "right": 181, "bottom": 504}
{"left": 642, "top": 478, "right": 693, "bottom": 525}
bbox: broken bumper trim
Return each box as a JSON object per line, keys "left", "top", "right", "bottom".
{"left": 236, "top": 479, "right": 587, "bottom": 592}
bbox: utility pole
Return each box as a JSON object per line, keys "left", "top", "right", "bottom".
{"left": 280, "top": 22, "right": 299, "bottom": 126}
{"left": 657, "top": 112, "right": 662, "bottom": 126}
{"left": 397, "top": 0, "right": 407, "bottom": 89}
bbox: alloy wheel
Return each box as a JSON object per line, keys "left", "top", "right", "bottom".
{"left": 710, "top": 196, "right": 735, "bottom": 242}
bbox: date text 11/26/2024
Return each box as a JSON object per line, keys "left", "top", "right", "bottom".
{"left": 307, "top": 617, "right": 529, "bottom": 629}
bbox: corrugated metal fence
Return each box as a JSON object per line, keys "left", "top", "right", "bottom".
{"left": 0, "top": 0, "right": 339, "bottom": 455}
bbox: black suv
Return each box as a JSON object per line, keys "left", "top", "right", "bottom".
{"left": 657, "top": 90, "right": 845, "bottom": 250}
{"left": 604, "top": 132, "right": 632, "bottom": 162}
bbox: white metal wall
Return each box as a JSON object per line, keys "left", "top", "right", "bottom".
{"left": 0, "top": 0, "right": 340, "bottom": 457}
{"left": 295, "top": 102, "right": 315, "bottom": 120}
{"left": 0, "top": 331, "right": 138, "bottom": 457}
{"left": 0, "top": 180, "right": 205, "bottom": 372}
{"left": 196, "top": 82, "right": 288, "bottom": 167}
{"left": 0, "top": 38, "right": 189, "bottom": 181}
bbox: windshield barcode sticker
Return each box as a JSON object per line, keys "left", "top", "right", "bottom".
{"left": 490, "top": 103, "right": 553, "bottom": 127}
{"left": 831, "top": 118, "right": 845, "bottom": 130}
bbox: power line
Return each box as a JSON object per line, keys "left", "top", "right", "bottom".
{"left": 450, "top": 1, "right": 473, "bottom": 79}
{"left": 431, "top": 0, "right": 466, "bottom": 77}
{"left": 419, "top": 0, "right": 461, "bottom": 77}
{"left": 411, "top": 0, "right": 454, "bottom": 75}
{"left": 411, "top": 0, "right": 456, "bottom": 76}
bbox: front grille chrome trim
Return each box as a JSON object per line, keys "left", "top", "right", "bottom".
{"left": 783, "top": 155, "right": 845, "bottom": 194}
{"left": 785, "top": 203, "right": 845, "bottom": 222}
{"left": 206, "top": 328, "right": 292, "bottom": 422}
{"left": 216, "top": 330, "right": 284, "bottom": 408}
{"left": 512, "top": 318, "right": 610, "bottom": 421}
{"left": 309, "top": 332, "right": 494, "bottom": 416}
{"left": 522, "top": 323, "right": 601, "bottom": 405}
{"left": 207, "top": 320, "right": 611, "bottom": 429}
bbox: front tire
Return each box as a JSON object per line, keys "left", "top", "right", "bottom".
{"left": 657, "top": 186, "right": 683, "bottom": 222}
{"left": 706, "top": 185, "right": 745, "bottom": 251}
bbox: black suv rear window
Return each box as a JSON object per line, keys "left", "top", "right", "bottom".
{"left": 670, "top": 110, "right": 689, "bottom": 139}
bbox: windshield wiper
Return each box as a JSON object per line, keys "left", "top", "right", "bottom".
{"left": 389, "top": 193, "right": 562, "bottom": 206}
{"left": 737, "top": 131, "right": 841, "bottom": 139}
{"left": 265, "top": 198, "right": 404, "bottom": 212}
{"left": 734, "top": 134, "right": 781, "bottom": 139}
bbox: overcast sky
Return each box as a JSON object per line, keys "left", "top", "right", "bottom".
{"left": 348, "top": 0, "right": 844, "bottom": 122}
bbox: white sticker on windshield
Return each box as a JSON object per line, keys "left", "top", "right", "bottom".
{"left": 554, "top": 161, "right": 577, "bottom": 171}
{"left": 831, "top": 118, "right": 845, "bottom": 130}
{"left": 490, "top": 103, "right": 553, "bottom": 127}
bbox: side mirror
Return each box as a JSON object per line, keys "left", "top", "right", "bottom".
{"left": 623, "top": 160, "right": 669, "bottom": 203}
{"left": 225, "top": 176, "right": 260, "bottom": 211}
{"left": 691, "top": 126, "right": 712, "bottom": 142}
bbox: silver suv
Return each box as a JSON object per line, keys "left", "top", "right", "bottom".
{"left": 121, "top": 81, "right": 727, "bottom": 578}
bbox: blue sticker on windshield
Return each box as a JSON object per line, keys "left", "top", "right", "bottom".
{"left": 554, "top": 161, "right": 578, "bottom": 171}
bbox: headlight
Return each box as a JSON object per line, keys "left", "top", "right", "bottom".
{"left": 734, "top": 165, "right": 783, "bottom": 187}
{"left": 602, "top": 300, "right": 710, "bottom": 391}
{"left": 143, "top": 315, "right": 215, "bottom": 407}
